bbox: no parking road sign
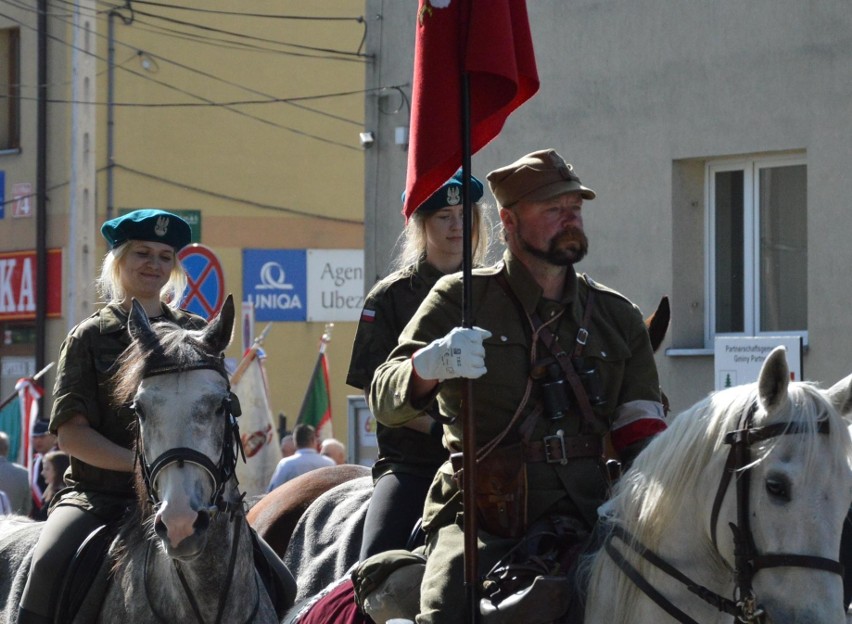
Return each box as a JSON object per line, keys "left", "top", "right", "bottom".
{"left": 178, "top": 244, "right": 226, "bottom": 320}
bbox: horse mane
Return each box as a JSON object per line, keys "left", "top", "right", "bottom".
{"left": 584, "top": 379, "right": 851, "bottom": 622}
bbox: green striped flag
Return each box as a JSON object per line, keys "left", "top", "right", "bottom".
{"left": 297, "top": 351, "right": 333, "bottom": 441}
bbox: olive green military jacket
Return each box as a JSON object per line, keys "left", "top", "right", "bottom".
{"left": 347, "top": 257, "right": 450, "bottom": 480}
{"left": 346, "top": 256, "right": 448, "bottom": 479}
{"left": 50, "top": 303, "right": 206, "bottom": 498}
{"left": 370, "top": 250, "right": 665, "bottom": 531}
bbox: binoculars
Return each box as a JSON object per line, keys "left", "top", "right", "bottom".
{"left": 537, "top": 357, "right": 606, "bottom": 421}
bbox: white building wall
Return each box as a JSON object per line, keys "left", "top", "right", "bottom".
{"left": 363, "top": 0, "right": 852, "bottom": 413}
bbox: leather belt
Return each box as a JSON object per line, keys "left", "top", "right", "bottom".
{"left": 523, "top": 432, "right": 602, "bottom": 465}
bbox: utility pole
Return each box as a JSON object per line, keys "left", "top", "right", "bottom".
{"left": 67, "top": 0, "right": 99, "bottom": 330}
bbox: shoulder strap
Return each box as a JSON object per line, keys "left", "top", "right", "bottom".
{"left": 493, "top": 272, "right": 603, "bottom": 430}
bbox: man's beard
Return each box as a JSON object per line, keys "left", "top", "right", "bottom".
{"left": 518, "top": 224, "right": 589, "bottom": 266}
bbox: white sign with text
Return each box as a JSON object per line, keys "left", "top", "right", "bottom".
{"left": 714, "top": 335, "right": 803, "bottom": 390}
{"left": 306, "top": 249, "right": 364, "bottom": 322}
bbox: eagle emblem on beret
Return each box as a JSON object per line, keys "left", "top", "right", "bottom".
{"left": 155, "top": 216, "right": 169, "bottom": 237}
{"left": 446, "top": 186, "right": 461, "bottom": 206}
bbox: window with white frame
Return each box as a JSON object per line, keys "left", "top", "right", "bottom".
{"left": 0, "top": 27, "right": 20, "bottom": 152}
{"left": 707, "top": 156, "right": 807, "bottom": 343}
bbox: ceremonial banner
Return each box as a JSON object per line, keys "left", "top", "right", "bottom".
{"left": 402, "top": 0, "right": 539, "bottom": 218}
{"left": 231, "top": 345, "right": 280, "bottom": 498}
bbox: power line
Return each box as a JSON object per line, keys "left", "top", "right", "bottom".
{"left": 2, "top": 0, "right": 364, "bottom": 126}
{"left": 127, "top": 6, "right": 369, "bottom": 59}
{"left": 76, "top": 0, "right": 370, "bottom": 59}
{"left": 0, "top": 6, "right": 363, "bottom": 150}
{"left": 114, "top": 163, "right": 364, "bottom": 225}
{"left": 104, "top": 0, "right": 366, "bottom": 22}
{"left": 54, "top": 0, "right": 370, "bottom": 62}
{"left": 9, "top": 85, "right": 400, "bottom": 110}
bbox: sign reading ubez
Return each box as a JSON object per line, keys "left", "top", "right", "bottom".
{"left": 307, "top": 249, "right": 364, "bottom": 322}
{"left": 0, "top": 249, "right": 63, "bottom": 321}
{"left": 714, "top": 335, "right": 803, "bottom": 390}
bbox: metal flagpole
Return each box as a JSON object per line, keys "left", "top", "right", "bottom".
{"left": 460, "top": 70, "right": 480, "bottom": 623}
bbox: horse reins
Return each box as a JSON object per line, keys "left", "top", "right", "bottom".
{"left": 606, "top": 400, "right": 843, "bottom": 623}
{"left": 143, "top": 517, "right": 261, "bottom": 624}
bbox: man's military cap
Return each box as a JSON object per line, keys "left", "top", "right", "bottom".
{"left": 486, "top": 149, "right": 596, "bottom": 207}
{"left": 403, "top": 169, "right": 485, "bottom": 215}
{"left": 100, "top": 209, "right": 192, "bottom": 251}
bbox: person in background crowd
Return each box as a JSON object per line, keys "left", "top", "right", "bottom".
{"left": 0, "top": 489, "right": 11, "bottom": 515}
{"left": 0, "top": 431, "right": 30, "bottom": 515}
{"left": 370, "top": 149, "right": 666, "bottom": 623}
{"left": 348, "top": 170, "right": 490, "bottom": 560}
{"left": 280, "top": 433, "right": 296, "bottom": 458}
{"left": 320, "top": 438, "right": 346, "bottom": 465}
{"left": 267, "top": 424, "right": 334, "bottom": 491}
{"left": 29, "top": 420, "right": 59, "bottom": 520}
{"left": 39, "top": 450, "right": 70, "bottom": 509}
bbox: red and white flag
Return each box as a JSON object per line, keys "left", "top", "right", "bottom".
{"left": 15, "top": 378, "right": 44, "bottom": 506}
{"left": 402, "top": 0, "right": 539, "bottom": 219}
{"left": 231, "top": 346, "right": 280, "bottom": 498}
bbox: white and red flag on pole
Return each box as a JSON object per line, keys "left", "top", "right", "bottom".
{"left": 15, "top": 377, "right": 44, "bottom": 507}
{"left": 402, "top": 0, "right": 539, "bottom": 219}
{"left": 230, "top": 324, "right": 280, "bottom": 498}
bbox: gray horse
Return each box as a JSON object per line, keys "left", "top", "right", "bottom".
{"left": 0, "top": 296, "right": 281, "bottom": 623}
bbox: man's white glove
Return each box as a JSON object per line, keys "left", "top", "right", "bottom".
{"left": 412, "top": 327, "right": 492, "bottom": 382}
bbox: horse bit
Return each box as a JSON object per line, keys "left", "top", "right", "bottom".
{"left": 605, "top": 401, "right": 843, "bottom": 624}
{"left": 133, "top": 359, "right": 261, "bottom": 624}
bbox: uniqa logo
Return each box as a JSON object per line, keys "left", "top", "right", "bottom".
{"left": 251, "top": 261, "right": 301, "bottom": 310}
{"left": 256, "top": 262, "right": 294, "bottom": 290}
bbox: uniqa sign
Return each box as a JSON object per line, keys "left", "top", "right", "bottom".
{"left": 242, "top": 249, "right": 364, "bottom": 322}
{"left": 0, "top": 249, "right": 63, "bottom": 321}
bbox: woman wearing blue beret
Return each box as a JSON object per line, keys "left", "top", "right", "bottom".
{"left": 348, "top": 171, "right": 491, "bottom": 560}
{"left": 17, "top": 210, "right": 203, "bottom": 623}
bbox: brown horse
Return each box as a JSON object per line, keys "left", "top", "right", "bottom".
{"left": 247, "top": 464, "right": 370, "bottom": 557}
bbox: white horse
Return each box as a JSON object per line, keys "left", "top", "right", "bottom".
{"left": 0, "top": 296, "right": 285, "bottom": 623}
{"left": 584, "top": 347, "right": 852, "bottom": 623}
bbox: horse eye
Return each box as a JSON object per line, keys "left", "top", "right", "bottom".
{"left": 132, "top": 403, "right": 145, "bottom": 421}
{"left": 765, "top": 475, "right": 791, "bottom": 501}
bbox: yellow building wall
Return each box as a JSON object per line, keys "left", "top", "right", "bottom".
{"left": 96, "top": 2, "right": 367, "bottom": 443}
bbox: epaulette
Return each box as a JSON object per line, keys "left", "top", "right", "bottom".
{"left": 473, "top": 260, "right": 504, "bottom": 277}
{"left": 582, "top": 273, "right": 635, "bottom": 306}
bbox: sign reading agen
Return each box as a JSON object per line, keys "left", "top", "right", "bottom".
{"left": 242, "top": 249, "right": 364, "bottom": 322}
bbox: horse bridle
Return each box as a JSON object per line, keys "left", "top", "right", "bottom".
{"left": 134, "top": 359, "right": 260, "bottom": 624}
{"left": 134, "top": 360, "right": 246, "bottom": 514}
{"left": 606, "top": 401, "right": 843, "bottom": 624}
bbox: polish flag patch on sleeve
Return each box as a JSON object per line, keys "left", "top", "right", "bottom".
{"left": 361, "top": 308, "right": 376, "bottom": 323}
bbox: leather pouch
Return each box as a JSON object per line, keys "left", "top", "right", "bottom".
{"left": 451, "top": 443, "right": 528, "bottom": 539}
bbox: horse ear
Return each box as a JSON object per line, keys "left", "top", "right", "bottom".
{"left": 757, "top": 346, "right": 790, "bottom": 412}
{"left": 127, "top": 298, "right": 156, "bottom": 343}
{"left": 644, "top": 296, "right": 670, "bottom": 353}
{"left": 202, "top": 294, "right": 235, "bottom": 354}
{"left": 825, "top": 373, "right": 852, "bottom": 419}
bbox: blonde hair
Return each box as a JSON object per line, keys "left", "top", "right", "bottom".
{"left": 97, "top": 242, "right": 188, "bottom": 310}
{"left": 392, "top": 202, "right": 491, "bottom": 272}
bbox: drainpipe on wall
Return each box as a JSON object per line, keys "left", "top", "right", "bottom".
{"left": 35, "top": 0, "right": 47, "bottom": 378}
